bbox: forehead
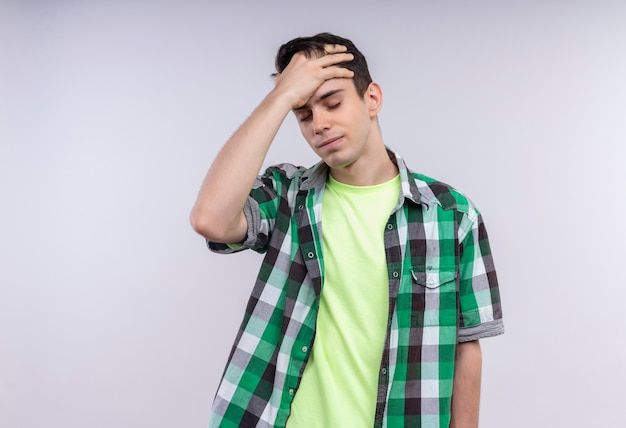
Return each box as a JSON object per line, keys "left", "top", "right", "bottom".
{"left": 307, "top": 78, "right": 356, "bottom": 104}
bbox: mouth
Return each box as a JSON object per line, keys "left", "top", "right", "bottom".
{"left": 318, "top": 136, "right": 343, "bottom": 150}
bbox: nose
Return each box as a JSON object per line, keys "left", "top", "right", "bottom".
{"left": 311, "top": 108, "right": 331, "bottom": 134}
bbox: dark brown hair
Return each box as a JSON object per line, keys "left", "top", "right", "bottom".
{"left": 274, "top": 32, "right": 372, "bottom": 97}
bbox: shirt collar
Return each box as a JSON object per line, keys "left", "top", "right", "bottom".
{"left": 299, "top": 147, "right": 438, "bottom": 208}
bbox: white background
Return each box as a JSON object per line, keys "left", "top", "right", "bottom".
{"left": 1, "top": 1, "right": 625, "bottom": 427}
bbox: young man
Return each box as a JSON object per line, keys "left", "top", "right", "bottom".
{"left": 191, "top": 33, "right": 503, "bottom": 428}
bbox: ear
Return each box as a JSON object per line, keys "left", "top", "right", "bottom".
{"left": 365, "top": 82, "right": 383, "bottom": 118}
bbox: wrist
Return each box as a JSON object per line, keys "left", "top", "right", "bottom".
{"left": 265, "top": 86, "right": 300, "bottom": 112}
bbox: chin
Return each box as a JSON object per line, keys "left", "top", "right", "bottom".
{"left": 323, "top": 156, "right": 353, "bottom": 169}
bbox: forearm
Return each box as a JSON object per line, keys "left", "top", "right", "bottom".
{"left": 190, "top": 90, "right": 293, "bottom": 242}
{"left": 450, "top": 340, "right": 482, "bottom": 428}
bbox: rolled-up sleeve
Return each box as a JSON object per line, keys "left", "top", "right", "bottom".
{"left": 457, "top": 210, "right": 504, "bottom": 342}
{"left": 207, "top": 167, "right": 287, "bottom": 255}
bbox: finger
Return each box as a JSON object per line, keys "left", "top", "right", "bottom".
{"left": 317, "top": 52, "right": 354, "bottom": 67}
{"left": 324, "top": 43, "right": 348, "bottom": 54}
{"left": 322, "top": 65, "right": 355, "bottom": 80}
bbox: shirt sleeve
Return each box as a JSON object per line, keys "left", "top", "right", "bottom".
{"left": 206, "top": 167, "right": 285, "bottom": 255}
{"left": 457, "top": 210, "right": 504, "bottom": 342}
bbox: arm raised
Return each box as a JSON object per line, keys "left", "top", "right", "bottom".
{"left": 190, "top": 46, "right": 354, "bottom": 243}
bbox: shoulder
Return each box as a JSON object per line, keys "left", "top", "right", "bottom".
{"left": 254, "top": 163, "right": 309, "bottom": 189}
{"left": 410, "top": 171, "right": 480, "bottom": 217}
{"left": 255, "top": 161, "right": 327, "bottom": 193}
{"left": 264, "top": 163, "right": 309, "bottom": 178}
{"left": 388, "top": 148, "right": 479, "bottom": 216}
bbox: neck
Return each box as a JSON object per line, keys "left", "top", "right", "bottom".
{"left": 329, "top": 127, "right": 398, "bottom": 186}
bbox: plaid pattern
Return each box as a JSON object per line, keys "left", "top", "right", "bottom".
{"left": 207, "top": 149, "right": 503, "bottom": 428}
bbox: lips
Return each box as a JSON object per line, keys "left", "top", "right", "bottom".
{"left": 318, "top": 136, "right": 343, "bottom": 149}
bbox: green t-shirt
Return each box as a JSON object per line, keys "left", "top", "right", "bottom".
{"left": 287, "top": 173, "right": 401, "bottom": 427}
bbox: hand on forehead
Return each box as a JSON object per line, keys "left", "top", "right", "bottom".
{"left": 272, "top": 44, "right": 354, "bottom": 109}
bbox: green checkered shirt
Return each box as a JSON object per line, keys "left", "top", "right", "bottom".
{"left": 207, "top": 149, "right": 503, "bottom": 428}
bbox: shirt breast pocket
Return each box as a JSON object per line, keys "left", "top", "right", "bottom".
{"left": 411, "top": 267, "right": 456, "bottom": 289}
{"left": 410, "top": 266, "right": 458, "bottom": 326}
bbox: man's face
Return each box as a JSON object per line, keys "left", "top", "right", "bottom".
{"left": 293, "top": 78, "right": 376, "bottom": 170}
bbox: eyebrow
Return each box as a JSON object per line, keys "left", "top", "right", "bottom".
{"left": 294, "top": 89, "right": 344, "bottom": 111}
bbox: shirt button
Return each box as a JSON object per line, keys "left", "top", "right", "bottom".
{"left": 298, "top": 205, "right": 304, "bottom": 210}
{"left": 301, "top": 346, "right": 308, "bottom": 353}
{"left": 392, "top": 271, "right": 399, "bottom": 278}
{"left": 307, "top": 252, "right": 314, "bottom": 259}
{"left": 386, "top": 224, "right": 393, "bottom": 230}
{"left": 381, "top": 368, "right": 387, "bottom": 375}
{"left": 289, "top": 388, "right": 295, "bottom": 396}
